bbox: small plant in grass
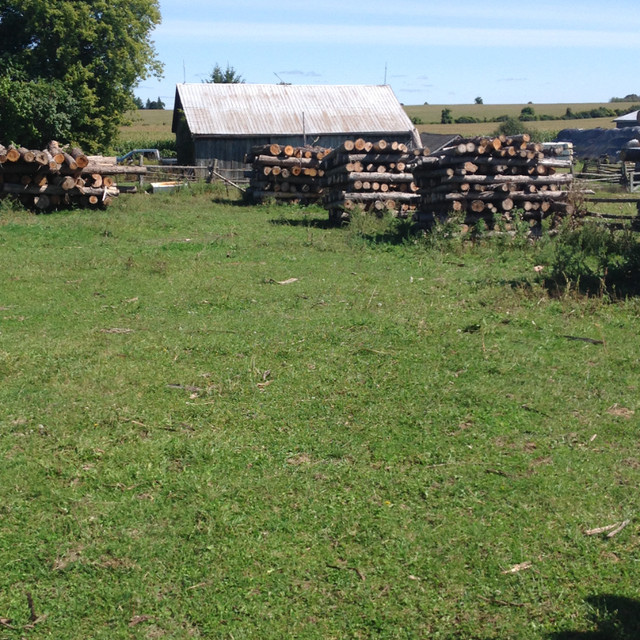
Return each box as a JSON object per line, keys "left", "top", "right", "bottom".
{"left": 422, "top": 210, "right": 467, "bottom": 251}
{"left": 471, "top": 216, "right": 488, "bottom": 241}
{"left": 0, "top": 196, "right": 28, "bottom": 217}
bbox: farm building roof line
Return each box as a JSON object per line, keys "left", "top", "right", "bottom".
{"left": 172, "top": 83, "right": 417, "bottom": 137}
{"left": 613, "top": 110, "right": 640, "bottom": 123}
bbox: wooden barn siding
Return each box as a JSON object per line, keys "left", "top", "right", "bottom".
{"left": 190, "top": 133, "right": 414, "bottom": 170}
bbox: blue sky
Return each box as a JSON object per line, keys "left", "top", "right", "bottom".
{"left": 136, "top": 0, "right": 640, "bottom": 108}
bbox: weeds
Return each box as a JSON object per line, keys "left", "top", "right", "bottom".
{"left": 543, "top": 219, "right": 640, "bottom": 297}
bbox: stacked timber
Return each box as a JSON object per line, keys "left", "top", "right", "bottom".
{"left": 412, "top": 135, "right": 575, "bottom": 229}
{"left": 246, "top": 144, "right": 329, "bottom": 204}
{"left": 320, "top": 138, "right": 425, "bottom": 223}
{"left": 0, "top": 142, "right": 142, "bottom": 211}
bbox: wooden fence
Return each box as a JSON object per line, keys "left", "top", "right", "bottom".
{"left": 577, "top": 159, "right": 640, "bottom": 191}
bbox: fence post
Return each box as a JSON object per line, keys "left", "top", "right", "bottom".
{"left": 139, "top": 153, "right": 145, "bottom": 188}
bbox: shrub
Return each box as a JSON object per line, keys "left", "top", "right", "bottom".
{"left": 441, "top": 108, "right": 453, "bottom": 124}
{"left": 519, "top": 106, "right": 537, "bottom": 121}
{"left": 494, "top": 117, "right": 528, "bottom": 137}
{"left": 545, "top": 221, "right": 640, "bottom": 296}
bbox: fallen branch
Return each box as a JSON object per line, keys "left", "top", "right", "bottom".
{"left": 607, "top": 519, "right": 631, "bottom": 538}
{"left": 209, "top": 168, "right": 246, "bottom": 193}
{"left": 584, "top": 523, "right": 619, "bottom": 536}
{"left": 501, "top": 561, "right": 532, "bottom": 574}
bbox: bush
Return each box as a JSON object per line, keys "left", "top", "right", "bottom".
{"left": 545, "top": 221, "right": 640, "bottom": 296}
{"left": 519, "top": 106, "right": 537, "bottom": 121}
{"left": 494, "top": 117, "right": 528, "bottom": 137}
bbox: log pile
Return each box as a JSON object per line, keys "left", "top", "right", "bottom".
{"left": 412, "top": 135, "right": 575, "bottom": 229}
{"left": 0, "top": 142, "right": 136, "bottom": 211}
{"left": 246, "top": 144, "right": 329, "bottom": 204}
{"left": 320, "top": 139, "right": 424, "bottom": 223}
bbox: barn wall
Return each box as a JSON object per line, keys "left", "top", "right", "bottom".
{"left": 191, "top": 132, "right": 415, "bottom": 170}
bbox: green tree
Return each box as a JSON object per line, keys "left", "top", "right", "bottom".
{"left": 205, "top": 63, "right": 245, "bottom": 84}
{"left": 0, "top": 0, "right": 163, "bottom": 151}
{"left": 519, "top": 105, "right": 537, "bottom": 121}
{"left": 474, "top": 96, "right": 483, "bottom": 104}
{"left": 145, "top": 96, "right": 165, "bottom": 109}
{"left": 494, "top": 117, "right": 527, "bottom": 137}
{"left": 441, "top": 108, "right": 453, "bottom": 124}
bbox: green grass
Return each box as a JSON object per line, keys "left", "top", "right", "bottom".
{"left": 1, "top": 190, "right": 639, "bottom": 639}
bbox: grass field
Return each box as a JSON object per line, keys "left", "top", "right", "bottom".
{"left": 1, "top": 188, "right": 639, "bottom": 639}
{"left": 402, "top": 102, "right": 637, "bottom": 125}
{"left": 118, "top": 101, "right": 638, "bottom": 147}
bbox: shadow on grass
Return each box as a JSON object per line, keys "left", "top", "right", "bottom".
{"left": 354, "top": 225, "right": 415, "bottom": 246}
{"left": 210, "top": 196, "right": 251, "bottom": 206}
{"left": 541, "top": 274, "right": 640, "bottom": 299}
{"left": 268, "top": 217, "right": 338, "bottom": 230}
{"left": 548, "top": 595, "right": 640, "bottom": 640}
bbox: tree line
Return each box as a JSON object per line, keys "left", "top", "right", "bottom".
{"left": 433, "top": 105, "right": 640, "bottom": 125}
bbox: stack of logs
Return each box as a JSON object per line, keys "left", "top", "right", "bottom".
{"left": 321, "top": 139, "right": 424, "bottom": 223}
{"left": 412, "top": 134, "right": 574, "bottom": 229}
{"left": 0, "top": 142, "right": 130, "bottom": 211}
{"left": 246, "top": 144, "right": 329, "bottom": 204}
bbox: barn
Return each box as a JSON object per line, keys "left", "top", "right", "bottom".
{"left": 613, "top": 110, "right": 640, "bottom": 128}
{"left": 171, "top": 83, "right": 420, "bottom": 175}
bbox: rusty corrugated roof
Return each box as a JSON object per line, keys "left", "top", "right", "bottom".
{"left": 173, "top": 83, "right": 415, "bottom": 136}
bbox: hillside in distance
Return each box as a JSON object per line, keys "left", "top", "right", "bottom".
{"left": 118, "top": 102, "right": 639, "bottom": 143}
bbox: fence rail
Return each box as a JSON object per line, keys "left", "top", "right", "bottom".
{"left": 577, "top": 160, "right": 640, "bottom": 191}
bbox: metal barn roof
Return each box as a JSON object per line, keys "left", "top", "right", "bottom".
{"left": 173, "top": 83, "right": 415, "bottom": 137}
{"left": 614, "top": 110, "right": 640, "bottom": 123}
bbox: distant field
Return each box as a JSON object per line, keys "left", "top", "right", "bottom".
{"left": 403, "top": 102, "right": 637, "bottom": 124}
{"left": 412, "top": 117, "right": 616, "bottom": 138}
{"left": 404, "top": 102, "right": 638, "bottom": 138}
{"left": 119, "top": 102, "right": 638, "bottom": 144}
{"left": 118, "top": 109, "right": 174, "bottom": 144}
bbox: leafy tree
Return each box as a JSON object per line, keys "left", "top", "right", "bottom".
{"left": 205, "top": 63, "right": 245, "bottom": 84}
{"left": 519, "top": 105, "right": 537, "bottom": 121}
{"left": 474, "top": 96, "right": 483, "bottom": 104}
{"left": 494, "top": 117, "right": 527, "bottom": 137}
{"left": 610, "top": 94, "right": 640, "bottom": 103}
{"left": 440, "top": 108, "right": 453, "bottom": 124}
{"left": 0, "top": 0, "right": 163, "bottom": 151}
{"left": 0, "top": 70, "right": 80, "bottom": 145}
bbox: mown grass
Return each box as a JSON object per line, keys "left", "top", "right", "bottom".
{"left": 1, "top": 190, "right": 639, "bottom": 639}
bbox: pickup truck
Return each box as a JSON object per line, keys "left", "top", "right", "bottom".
{"left": 116, "top": 149, "right": 176, "bottom": 165}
